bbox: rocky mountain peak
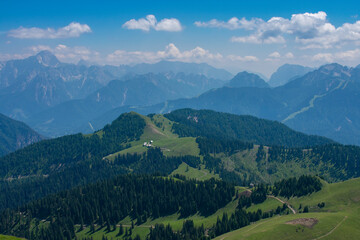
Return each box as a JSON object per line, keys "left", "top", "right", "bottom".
{"left": 226, "top": 71, "right": 269, "bottom": 88}
{"left": 319, "top": 63, "right": 350, "bottom": 77}
{"left": 35, "top": 50, "right": 60, "bottom": 67}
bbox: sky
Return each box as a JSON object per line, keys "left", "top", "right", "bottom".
{"left": 1, "top": 0, "right": 360, "bottom": 77}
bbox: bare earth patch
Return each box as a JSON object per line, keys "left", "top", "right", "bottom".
{"left": 148, "top": 124, "right": 165, "bottom": 136}
{"left": 238, "top": 190, "right": 252, "bottom": 198}
{"left": 286, "top": 218, "right": 318, "bottom": 228}
{"left": 351, "top": 196, "right": 360, "bottom": 202}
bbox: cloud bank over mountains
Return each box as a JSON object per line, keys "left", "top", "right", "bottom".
{"left": 19, "top": 43, "right": 257, "bottom": 66}
{"left": 3, "top": 11, "right": 360, "bottom": 76}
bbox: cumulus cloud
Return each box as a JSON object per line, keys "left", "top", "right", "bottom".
{"left": 285, "top": 52, "right": 294, "bottom": 58}
{"left": 195, "top": 17, "right": 263, "bottom": 30}
{"left": 107, "top": 43, "right": 222, "bottom": 65}
{"left": 227, "top": 55, "right": 259, "bottom": 62}
{"left": 8, "top": 22, "right": 91, "bottom": 39}
{"left": 197, "top": 11, "right": 360, "bottom": 48}
{"left": 312, "top": 53, "right": 334, "bottom": 62}
{"left": 123, "top": 15, "right": 182, "bottom": 32}
{"left": 231, "top": 35, "right": 285, "bottom": 44}
{"left": 268, "top": 52, "right": 281, "bottom": 58}
{"left": 312, "top": 49, "right": 360, "bottom": 62}
{"left": 265, "top": 51, "right": 294, "bottom": 61}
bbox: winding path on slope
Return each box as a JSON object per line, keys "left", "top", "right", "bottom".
{"left": 218, "top": 216, "right": 281, "bottom": 240}
{"left": 267, "top": 195, "right": 296, "bottom": 214}
{"left": 311, "top": 216, "right": 348, "bottom": 240}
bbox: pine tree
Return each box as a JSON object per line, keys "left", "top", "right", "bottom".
{"left": 303, "top": 206, "right": 309, "bottom": 213}
{"left": 118, "top": 224, "right": 124, "bottom": 236}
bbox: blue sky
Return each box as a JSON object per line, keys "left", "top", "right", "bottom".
{"left": 1, "top": 0, "right": 360, "bottom": 77}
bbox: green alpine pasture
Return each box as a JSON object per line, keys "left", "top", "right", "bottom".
{"left": 215, "top": 177, "right": 360, "bottom": 240}
{"left": 104, "top": 114, "right": 199, "bottom": 160}
{"left": 0, "top": 235, "right": 24, "bottom": 240}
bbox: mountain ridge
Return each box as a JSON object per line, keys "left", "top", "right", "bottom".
{"left": 0, "top": 51, "right": 231, "bottom": 122}
{"left": 134, "top": 63, "right": 360, "bottom": 145}
{"left": 226, "top": 71, "right": 269, "bottom": 88}
{"left": 0, "top": 113, "right": 44, "bottom": 156}
{"left": 268, "top": 64, "right": 314, "bottom": 87}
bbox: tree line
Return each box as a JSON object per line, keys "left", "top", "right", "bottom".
{"left": 272, "top": 175, "right": 322, "bottom": 198}
{"left": 114, "top": 148, "right": 201, "bottom": 173}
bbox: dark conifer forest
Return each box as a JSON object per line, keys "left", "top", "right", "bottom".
{"left": 0, "top": 175, "right": 234, "bottom": 239}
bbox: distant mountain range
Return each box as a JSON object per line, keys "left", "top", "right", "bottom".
{"left": 27, "top": 72, "right": 224, "bottom": 136}
{"left": 116, "top": 63, "right": 360, "bottom": 145}
{"left": 0, "top": 51, "right": 232, "bottom": 125}
{"left": 2, "top": 52, "right": 360, "bottom": 146}
{"left": 30, "top": 62, "right": 360, "bottom": 145}
{"left": 268, "top": 64, "right": 314, "bottom": 87}
{"left": 0, "top": 51, "right": 116, "bottom": 120}
{"left": 0, "top": 113, "right": 43, "bottom": 156}
{"left": 126, "top": 60, "right": 233, "bottom": 80}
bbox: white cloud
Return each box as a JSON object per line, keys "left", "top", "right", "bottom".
{"left": 197, "top": 11, "right": 360, "bottom": 48}
{"left": 107, "top": 43, "right": 222, "bottom": 65}
{"left": 227, "top": 55, "right": 259, "bottom": 62}
{"left": 312, "top": 49, "right": 360, "bottom": 62}
{"left": 156, "top": 18, "right": 183, "bottom": 32}
{"left": 265, "top": 51, "right": 294, "bottom": 61}
{"left": 312, "top": 53, "right": 334, "bottom": 62}
{"left": 285, "top": 52, "right": 294, "bottom": 58}
{"left": 231, "top": 35, "right": 286, "bottom": 44}
{"left": 123, "top": 15, "right": 182, "bottom": 32}
{"left": 268, "top": 52, "right": 281, "bottom": 58}
{"left": 8, "top": 22, "right": 91, "bottom": 39}
{"left": 298, "top": 21, "right": 360, "bottom": 49}
{"left": 336, "top": 49, "right": 360, "bottom": 60}
{"left": 195, "top": 17, "right": 263, "bottom": 30}
{"left": 29, "top": 45, "right": 52, "bottom": 52}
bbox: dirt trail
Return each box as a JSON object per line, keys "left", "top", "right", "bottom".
{"left": 311, "top": 216, "right": 347, "bottom": 240}
{"left": 219, "top": 217, "right": 280, "bottom": 240}
{"left": 117, "top": 224, "right": 154, "bottom": 229}
{"left": 268, "top": 195, "right": 296, "bottom": 214}
{"left": 76, "top": 224, "right": 154, "bottom": 229}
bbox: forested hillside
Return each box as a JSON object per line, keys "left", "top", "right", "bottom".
{"left": 0, "top": 175, "right": 234, "bottom": 240}
{"left": 165, "top": 109, "right": 333, "bottom": 147}
{"left": 0, "top": 109, "right": 360, "bottom": 240}
{"left": 0, "top": 175, "right": 325, "bottom": 240}
{"left": 0, "top": 112, "right": 145, "bottom": 178}
{"left": 0, "top": 112, "right": 146, "bottom": 210}
{"left": 196, "top": 137, "right": 360, "bottom": 184}
{"left": 1, "top": 109, "right": 360, "bottom": 212}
